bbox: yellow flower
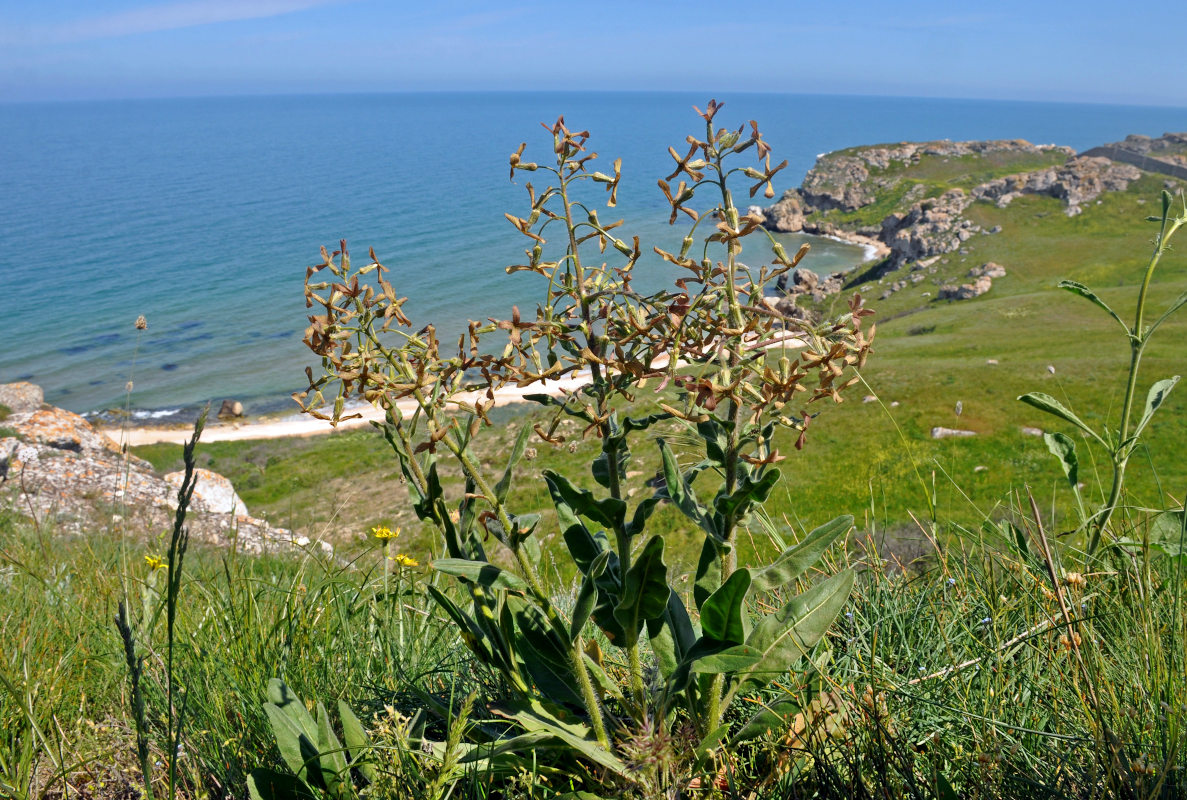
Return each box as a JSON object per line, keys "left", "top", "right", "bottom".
{"left": 372, "top": 525, "right": 398, "bottom": 541}
{"left": 145, "top": 555, "right": 165, "bottom": 570}
{"left": 393, "top": 553, "right": 419, "bottom": 567}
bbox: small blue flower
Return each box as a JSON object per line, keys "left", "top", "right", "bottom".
{"left": 845, "top": 611, "right": 854, "bottom": 619}
{"left": 947, "top": 578, "right": 957, "bottom": 586}
{"left": 979, "top": 617, "right": 991, "bottom": 625}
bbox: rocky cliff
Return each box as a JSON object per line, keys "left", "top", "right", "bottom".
{"left": 755, "top": 133, "right": 1180, "bottom": 305}
{"left": 1, "top": 383, "right": 329, "bottom": 555}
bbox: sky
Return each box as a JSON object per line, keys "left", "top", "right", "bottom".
{"left": 1, "top": 0, "right": 1185, "bottom": 106}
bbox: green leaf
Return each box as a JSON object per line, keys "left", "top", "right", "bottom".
{"left": 732, "top": 692, "right": 803, "bottom": 745}
{"left": 647, "top": 590, "right": 697, "bottom": 680}
{"left": 1017, "top": 393, "right": 1107, "bottom": 448}
{"left": 1132, "top": 376, "right": 1180, "bottom": 441}
{"left": 494, "top": 699, "right": 629, "bottom": 776}
{"left": 591, "top": 441, "right": 630, "bottom": 489}
{"left": 750, "top": 516, "right": 853, "bottom": 595}
{"left": 689, "top": 645, "right": 762, "bottom": 674}
{"left": 625, "top": 496, "right": 662, "bottom": 538}
{"left": 570, "top": 553, "right": 607, "bottom": 640}
{"left": 263, "top": 703, "right": 324, "bottom": 788}
{"left": 622, "top": 411, "right": 671, "bottom": 432}
{"left": 543, "top": 471, "right": 627, "bottom": 531}
{"left": 507, "top": 597, "right": 583, "bottom": 707}
{"left": 657, "top": 438, "right": 716, "bottom": 537}
{"left": 495, "top": 425, "right": 533, "bottom": 503}
{"left": 1043, "top": 432, "right": 1079, "bottom": 489}
{"left": 613, "top": 535, "right": 669, "bottom": 643}
{"left": 266, "top": 679, "right": 316, "bottom": 742}
{"left": 1149, "top": 510, "right": 1187, "bottom": 558}
{"left": 426, "top": 586, "right": 492, "bottom": 663}
{"left": 248, "top": 769, "right": 316, "bottom": 800}
{"left": 337, "top": 700, "right": 376, "bottom": 783}
{"left": 713, "top": 469, "right": 780, "bottom": 522}
{"left": 732, "top": 569, "right": 855, "bottom": 696}
{"left": 693, "top": 537, "right": 723, "bottom": 612}
{"left": 696, "top": 417, "right": 731, "bottom": 466}
{"left": 1058, "top": 280, "right": 1131, "bottom": 336}
{"left": 700, "top": 569, "right": 752, "bottom": 644}
{"left": 433, "top": 558, "right": 527, "bottom": 592}
{"left": 316, "top": 703, "right": 349, "bottom": 792}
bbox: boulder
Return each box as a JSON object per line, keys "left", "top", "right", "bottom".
{"left": 931, "top": 427, "right": 977, "bottom": 439}
{"left": 939, "top": 276, "right": 993, "bottom": 301}
{"left": 165, "top": 467, "right": 250, "bottom": 517}
{"left": 970, "top": 262, "right": 1007, "bottom": 279}
{"left": 218, "top": 399, "right": 245, "bottom": 418}
{"left": 0, "top": 382, "right": 44, "bottom": 414}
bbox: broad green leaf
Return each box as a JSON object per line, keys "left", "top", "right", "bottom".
{"left": 732, "top": 692, "right": 803, "bottom": 745}
{"left": 457, "top": 731, "right": 564, "bottom": 765}
{"left": 732, "top": 569, "right": 855, "bottom": 696}
{"left": 1017, "top": 393, "right": 1107, "bottom": 448}
{"left": 494, "top": 425, "right": 533, "bottom": 503}
{"left": 696, "top": 417, "right": 731, "bottom": 466}
{"left": 316, "top": 703, "right": 349, "bottom": 792}
{"left": 700, "top": 569, "right": 752, "bottom": 644}
{"left": 1132, "top": 376, "right": 1180, "bottom": 441}
{"left": 714, "top": 469, "right": 780, "bottom": 523}
{"left": 1043, "top": 432, "right": 1079, "bottom": 489}
{"left": 647, "top": 589, "right": 697, "bottom": 680}
{"left": 570, "top": 551, "right": 609, "bottom": 639}
{"left": 263, "top": 703, "right": 324, "bottom": 788}
{"left": 247, "top": 769, "right": 316, "bottom": 800}
{"left": 1149, "top": 510, "right": 1187, "bottom": 558}
{"left": 657, "top": 438, "right": 716, "bottom": 537}
{"left": 1058, "top": 280, "right": 1130, "bottom": 336}
{"left": 266, "top": 679, "right": 317, "bottom": 742}
{"left": 543, "top": 470, "right": 627, "bottom": 531}
{"left": 625, "top": 495, "right": 662, "bottom": 537}
{"left": 337, "top": 700, "right": 376, "bottom": 783}
{"left": 494, "top": 699, "right": 629, "bottom": 776}
{"left": 613, "top": 535, "right": 669, "bottom": 643}
{"left": 750, "top": 515, "right": 853, "bottom": 595}
{"left": 689, "top": 645, "right": 762, "bottom": 674}
{"left": 433, "top": 558, "right": 527, "bottom": 592}
{"left": 622, "top": 411, "right": 671, "bottom": 432}
{"left": 693, "top": 536, "right": 724, "bottom": 611}
{"left": 507, "top": 597, "right": 583, "bottom": 707}
{"left": 591, "top": 441, "right": 630, "bottom": 489}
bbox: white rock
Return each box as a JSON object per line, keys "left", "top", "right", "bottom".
{"left": 1021, "top": 426, "right": 1043, "bottom": 437}
{"left": 164, "top": 468, "right": 249, "bottom": 517}
{"left": 931, "top": 427, "right": 977, "bottom": 439}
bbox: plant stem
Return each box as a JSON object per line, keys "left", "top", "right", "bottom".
{"left": 1091, "top": 212, "right": 1184, "bottom": 553}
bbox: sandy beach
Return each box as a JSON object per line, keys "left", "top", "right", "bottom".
{"left": 105, "top": 370, "right": 602, "bottom": 447}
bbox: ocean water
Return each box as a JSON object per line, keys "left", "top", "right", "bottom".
{"left": 1, "top": 91, "right": 1184, "bottom": 417}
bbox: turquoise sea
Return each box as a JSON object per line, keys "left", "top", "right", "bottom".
{"left": 1, "top": 92, "right": 1184, "bottom": 418}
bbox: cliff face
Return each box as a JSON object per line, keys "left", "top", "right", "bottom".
{"left": 0, "top": 384, "right": 330, "bottom": 554}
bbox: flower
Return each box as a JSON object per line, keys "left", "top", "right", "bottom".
{"left": 393, "top": 553, "right": 419, "bottom": 567}
{"left": 372, "top": 525, "right": 398, "bottom": 541}
{"left": 145, "top": 555, "right": 165, "bottom": 570}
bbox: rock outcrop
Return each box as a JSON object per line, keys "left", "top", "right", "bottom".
{"left": 0, "top": 386, "right": 329, "bottom": 556}
{"left": 753, "top": 133, "right": 1184, "bottom": 306}
{"left": 0, "top": 382, "right": 44, "bottom": 414}
{"left": 938, "top": 262, "right": 1008, "bottom": 301}
{"left": 972, "top": 156, "right": 1142, "bottom": 216}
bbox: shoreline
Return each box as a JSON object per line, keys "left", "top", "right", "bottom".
{"left": 104, "top": 370, "right": 600, "bottom": 447}
{"left": 105, "top": 333, "right": 809, "bottom": 447}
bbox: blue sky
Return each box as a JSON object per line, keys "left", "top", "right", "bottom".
{"left": 2, "top": 0, "right": 1185, "bottom": 105}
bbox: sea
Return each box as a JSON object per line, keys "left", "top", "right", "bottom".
{"left": 1, "top": 91, "right": 1185, "bottom": 421}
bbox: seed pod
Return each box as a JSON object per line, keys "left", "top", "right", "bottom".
{"left": 679, "top": 236, "right": 694, "bottom": 259}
